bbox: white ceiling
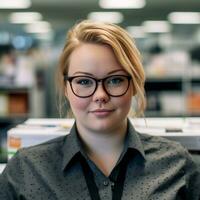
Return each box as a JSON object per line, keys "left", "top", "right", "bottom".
{"left": 0, "top": 0, "right": 199, "bottom": 40}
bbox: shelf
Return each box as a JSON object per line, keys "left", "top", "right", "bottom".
{"left": 0, "top": 87, "right": 30, "bottom": 118}
{"left": 0, "top": 115, "right": 28, "bottom": 123}
{"left": 146, "top": 77, "right": 183, "bottom": 82}
{"left": 0, "top": 86, "right": 30, "bottom": 92}
{"left": 144, "top": 110, "right": 188, "bottom": 117}
{"left": 144, "top": 73, "right": 200, "bottom": 116}
{"left": 145, "top": 82, "right": 182, "bottom": 92}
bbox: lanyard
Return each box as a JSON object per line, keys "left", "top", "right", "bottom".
{"left": 79, "top": 151, "right": 130, "bottom": 200}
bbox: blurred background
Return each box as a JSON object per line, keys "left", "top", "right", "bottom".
{"left": 0, "top": 0, "right": 200, "bottom": 161}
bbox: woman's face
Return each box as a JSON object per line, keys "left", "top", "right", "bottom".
{"left": 66, "top": 43, "right": 133, "bottom": 134}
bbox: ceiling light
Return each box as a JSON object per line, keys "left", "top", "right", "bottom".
{"left": 88, "top": 12, "right": 123, "bottom": 24}
{"left": 9, "top": 12, "right": 42, "bottom": 24}
{"left": 126, "top": 26, "right": 146, "bottom": 38}
{"left": 99, "top": 0, "right": 145, "bottom": 9}
{"left": 0, "top": 0, "right": 31, "bottom": 9}
{"left": 25, "top": 21, "right": 52, "bottom": 34}
{"left": 35, "top": 32, "right": 54, "bottom": 41}
{"left": 143, "top": 20, "right": 171, "bottom": 33}
{"left": 168, "top": 12, "right": 200, "bottom": 24}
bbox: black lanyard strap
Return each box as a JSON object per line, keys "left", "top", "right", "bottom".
{"left": 79, "top": 151, "right": 130, "bottom": 200}
{"left": 79, "top": 154, "right": 101, "bottom": 200}
{"left": 112, "top": 151, "right": 130, "bottom": 200}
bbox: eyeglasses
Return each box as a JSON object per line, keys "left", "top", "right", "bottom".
{"left": 64, "top": 75, "right": 132, "bottom": 98}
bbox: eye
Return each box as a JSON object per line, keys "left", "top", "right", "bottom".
{"left": 107, "top": 76, "right": 125, "bottom": 85}
{"left": 74, "top": 77, "right": 94, "bottom": 87}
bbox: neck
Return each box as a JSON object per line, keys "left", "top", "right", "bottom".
{"left": 76, "top": 119, "right": 128, "bottom": 176}
{"left": 77, "top": 120, "right": 127, "bottom": 154}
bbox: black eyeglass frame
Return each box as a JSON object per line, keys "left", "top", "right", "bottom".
{"left": 64, "top": 75, "right": 132, "bottom": 98}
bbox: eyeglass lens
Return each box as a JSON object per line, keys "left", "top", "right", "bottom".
{"left": 69, "top": 75, "right": 130, "bottom": 97}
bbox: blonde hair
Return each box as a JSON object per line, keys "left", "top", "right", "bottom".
{"left": 56, "top": 20, "right": 146, "bottom": 117}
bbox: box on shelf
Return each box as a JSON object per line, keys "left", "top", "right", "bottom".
{"left": 9, "top": 93, "right": 29, "bottom": 115}
{"left": 187, "top": 92, "right": 200, "bottom": 113}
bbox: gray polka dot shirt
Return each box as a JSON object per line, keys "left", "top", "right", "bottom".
{"left": 0, "top": 119, "right": 200, "bottom": 200}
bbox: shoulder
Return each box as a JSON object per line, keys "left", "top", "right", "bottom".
{"left": 19, "top": 135, "right": 66, "bottom": 158}
{"left": 139, "top": 132, "right": 188, "bottom": 157}
{"left": 0, "top": 135, "right": 70, "bottom": 198}
{"left": 136, "top": 132, "right": 200, "bottom": 198}
{"left": 137, "top": 132, "right": 196, "bottom": 172}
{"left": 5, "top": 135, "right": 67, "bottom": 173}
{"left": 138, "top": 132, "right": 200, "bottom": 175}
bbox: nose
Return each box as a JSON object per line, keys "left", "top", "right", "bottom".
{"left": 92, "top": 82, "right": 110, "bottom": 103}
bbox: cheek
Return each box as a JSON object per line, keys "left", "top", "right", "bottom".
{"left": 118, "top": 95, "right": 132, "bottom": 109}
{"left": 70, "top": 97, "right": 89, "bottom": 111}
{"left": 66, "top": 86, "right": 90, "bottom": 113}
{"left": 115, "top": 90, "right": 132, "bottom": 112}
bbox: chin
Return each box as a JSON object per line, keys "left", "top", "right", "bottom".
{"left": 90, "top": 118, "right": 122, "bottom": 132}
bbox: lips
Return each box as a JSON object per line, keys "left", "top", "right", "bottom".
{"left": 89, "top": 109, "right": 115, "bottom": 117}
{"left": 90, "top": 108, "right": 115, "bottom": 112}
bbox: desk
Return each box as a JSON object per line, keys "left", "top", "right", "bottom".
{"left": 5, "top": 117, "right": 200, "bottom": 160}
{"left": 0, "top": 163, "right": 6, "bottom": 173}
{"left": 131, "top": 117, "right": 200, "bottom": 150}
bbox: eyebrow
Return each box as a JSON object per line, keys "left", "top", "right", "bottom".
{"left": 72, "top": 69, "right": 126, "bottom": 76}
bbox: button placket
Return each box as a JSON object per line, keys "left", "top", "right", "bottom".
{"left": 111, "top": 182, "right": 115, "bottom": 190}
{"left": 103, "top": 180, "right": 109, "bottom": 186}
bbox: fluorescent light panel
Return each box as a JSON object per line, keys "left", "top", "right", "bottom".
{"left": 9, "top": 12, "right": 42, "bottom": 24}
{"left": 35, "top": 32, "right": 54, "bottom": 41}
{"left": 126, "top": 26, "right": 146, "bottom": 38}
{"left": 0, "top": 0, "right": 31, "bottom": 9}
{"left": 25, "top": 21, "right": 52, "bottom": 33}
{"left": 168, "top": 12, "right": 200, "bottom": 24}
{"left": 88, "top": 12, "right": 123, "bottom": 24}
{"left": 99, "top": 0, "right": 145, "bottom": 9}
{"left": 143, "top": 20, "right": 171, "bottom": 33}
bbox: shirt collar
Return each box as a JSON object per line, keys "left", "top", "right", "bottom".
{"left": 61, "top": 122, "right": 81, "bottom": 171}
{"left": 61, "top": 118, "right": 146, "bottom": 171}
{"left": 125, "top": 119, "right": 146, "bottom": 160}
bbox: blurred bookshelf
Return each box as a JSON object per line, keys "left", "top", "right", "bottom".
{"left": 0, "top": 85, "right": 30, "bottom": 163}
{"left": 0, "top": 86, "right": 30, "bottom": 118}
{"left": 142, "top": 43, "right": 200, "bottom": 117}
{"left": 145, "top": 75, "right": 200, "bottom": 117}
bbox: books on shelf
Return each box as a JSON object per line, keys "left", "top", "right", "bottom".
{"left": 187, "top": 92, "right": 200, "bottom": 113}
{"left": 0, "top": 91, "right": 29, "bottom": 117}
{"left": 9, "top": 93, "right": 29, "bottom": 115}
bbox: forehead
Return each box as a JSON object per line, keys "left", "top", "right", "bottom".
{"left": 68, "top": 43, "right": 124, "bottom": 75}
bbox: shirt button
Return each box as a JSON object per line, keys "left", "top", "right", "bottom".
{"left": 111, "top": 182, "right": 115, "bottom": 189}
{"left": 103, "top": 180, "right": 109, "bottom": 186}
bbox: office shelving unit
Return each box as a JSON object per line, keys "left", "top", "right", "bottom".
{"left": 0, "top": 85, "right": 31, "bottom": 162}
{"left": 145, "top": 74, "right": 200, "bottom": 117}
{"left": 0, "top": 86, "right": 30, "bottom": 118}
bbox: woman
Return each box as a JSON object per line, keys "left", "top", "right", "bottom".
{"left": 0, "top": 20, "right": 199, "bottom": 200}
